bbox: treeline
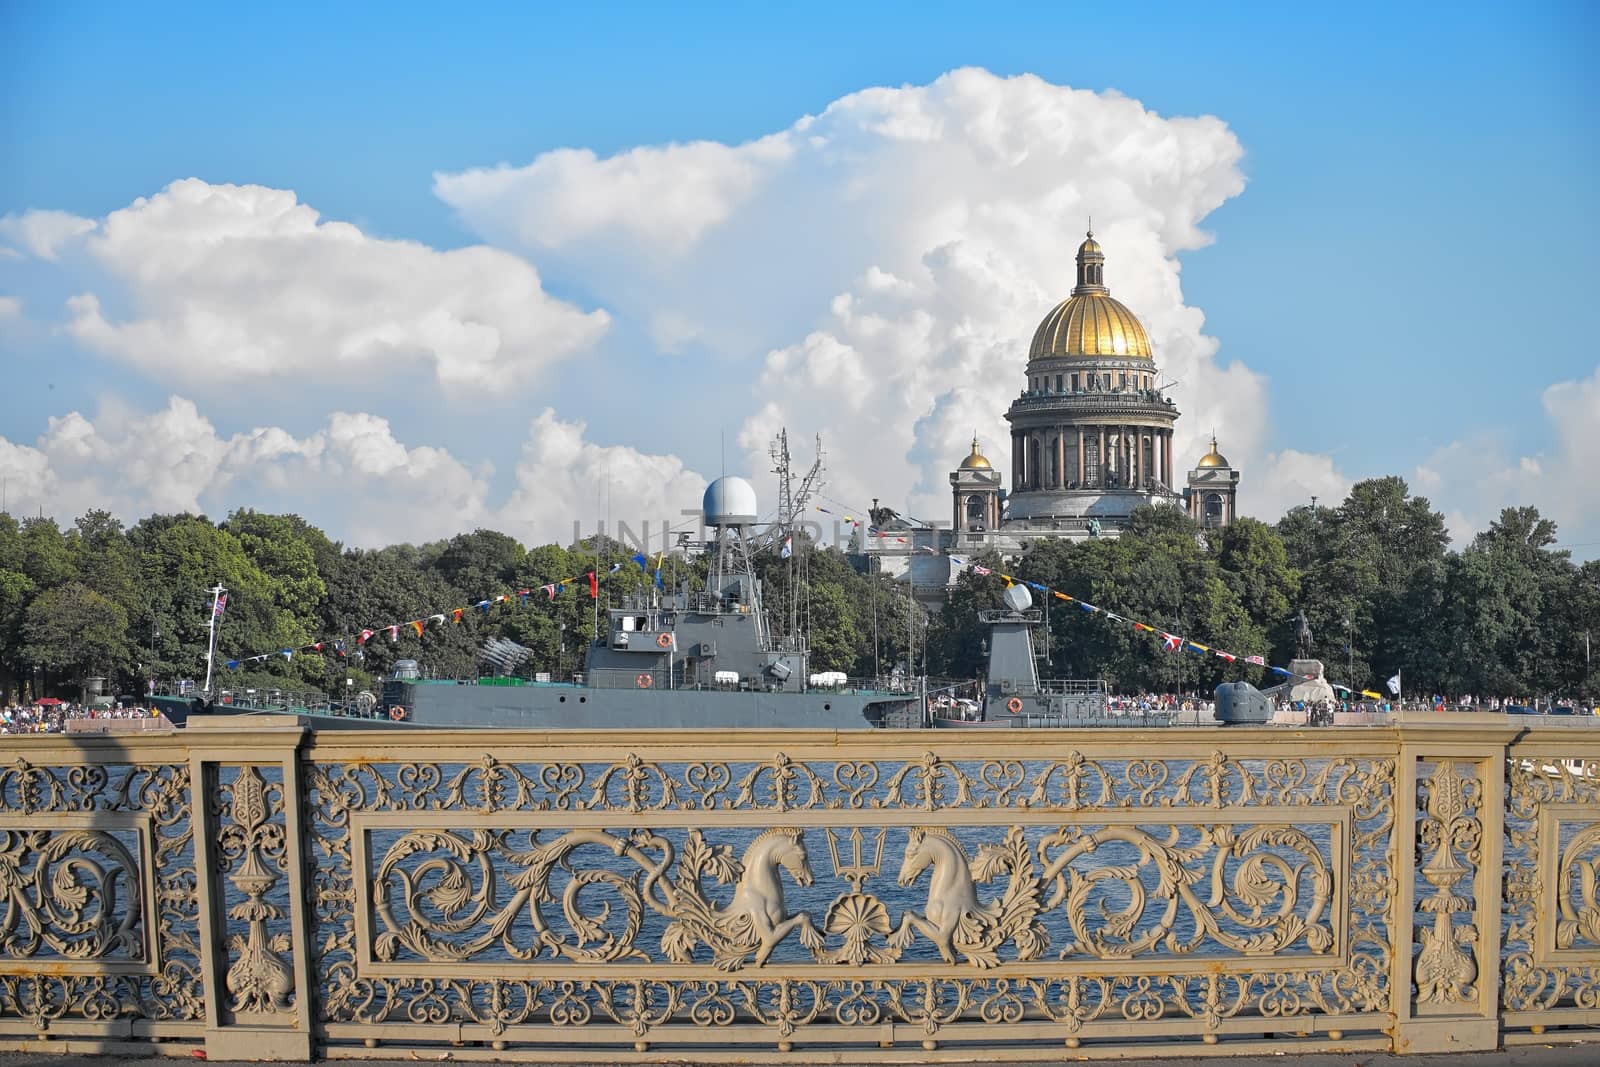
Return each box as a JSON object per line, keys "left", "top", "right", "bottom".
{"left": 0, "top": 475, "right": 1593, "bottom": 702}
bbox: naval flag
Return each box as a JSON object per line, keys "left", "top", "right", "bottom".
{"left": 1387, "top": 671, "right": 1402, "bottom": 696}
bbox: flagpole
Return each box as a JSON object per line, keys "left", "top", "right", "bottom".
{"left": 202, "top": 583, "right": 226, "bottom": 698}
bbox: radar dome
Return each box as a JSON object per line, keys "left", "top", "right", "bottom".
{"left": 703, "top": 476, "right": 759, "bottom": 526}
{"left": 1003, "top": 583, "right": 1033, "bottom": 612}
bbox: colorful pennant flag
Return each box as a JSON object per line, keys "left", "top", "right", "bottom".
{"left": 1161, "top": 632, "right": 1181, "bottom": 651}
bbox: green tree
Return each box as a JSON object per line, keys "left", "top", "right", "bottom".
{"left": 1277, "top": 478, "right": 1450, "bottom": 693}
{"left": 69, "top": 510, "right": 143, "bottom": 621}
{"left": 19, "top": 516, "right": 76, "bottom": 590}
{"left": 433, "top": 529, "right": 526, "bottom": 601}
{"left": 224, "top": 510, "right": 329, "bottom": 620}
{"left": 136, "top": 515, "right": 313, "bottom": 687}
{"left": 20, "top": 582, "right": 131, "bottom": 694}
{"left": 0, "top": 568, "right": 36, "bottom": 700}
{"left": 1440, "top": 507, "right": 1572, "bottom": 697}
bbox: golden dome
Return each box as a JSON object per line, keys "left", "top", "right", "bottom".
{"left": 1027, "top": 230, "right": 1153, "bottom": 360}
{"left": 960, "top": 435, "right": 992, "bottom": 469}
{"left": 1029, "top": 293, "right": 1153, "bottom": 359}
{"left": 1196, "top": 435, "right": 1230, "bottom": 468}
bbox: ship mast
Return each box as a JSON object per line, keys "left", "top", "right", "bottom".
{"left": 201, "top": 583, "right": 227, "bottom": 698}
{"left": 767, "top": 429, "right": 825, "bottom": 645}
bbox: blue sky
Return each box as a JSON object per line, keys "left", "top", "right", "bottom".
{"left": 1, "top": 1, "right": 1596, "bottom": 551}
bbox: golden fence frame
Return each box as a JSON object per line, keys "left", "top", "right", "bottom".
{"left": 0, "top": 713, "right": 1595, "bottom": 1062}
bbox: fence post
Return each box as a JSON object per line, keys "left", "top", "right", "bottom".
{"left": 1390, "top": 714, "right": 1517, "bottom": 1053}
{"left": 187, "top": 715, "right": 315, "bottom": 1062}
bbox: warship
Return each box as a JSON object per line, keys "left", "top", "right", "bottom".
{"left": 371, "top": 476, "right": 924, "bottom": 729}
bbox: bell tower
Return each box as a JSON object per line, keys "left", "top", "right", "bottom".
{"left": 950, "top": 435, "right": 1002, "bottom": 544}
{"left": 1185, "top": 435, "right": 1239, "bottom": 529}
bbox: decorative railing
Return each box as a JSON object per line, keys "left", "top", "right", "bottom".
{"left": 0, "top": 715, "right": 1595, "bottom": 1061}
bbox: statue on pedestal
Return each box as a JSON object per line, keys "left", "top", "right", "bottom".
{"left": 1295, "top": 609, "right": 1314, "bottom": 659}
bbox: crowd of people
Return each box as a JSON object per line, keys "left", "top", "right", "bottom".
{"left": 1, "top": 701, "right": 159, "bottom": 734}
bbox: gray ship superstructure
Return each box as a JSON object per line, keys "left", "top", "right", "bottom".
{"left": 379, "top": 476, "right": 923, "bottom": 729}
{"left": 946, "top": 582, "right": 1114, "bottom": 727}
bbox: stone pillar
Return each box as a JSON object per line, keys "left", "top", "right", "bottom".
{"left": 1390, "top": 721, "right": 1519, "bottom": 1054}
{"left": 187, "top": 717, "right": 316, "bottom": 1062}
{"left": 1077, "top": 428, "right": 1086, "bottom": 485}
{"left": 1011, "top": 433, "right": 1022, "bottom": 492}
{"left": 1097, "top": 427, "right": 1106, "bottom": 488}
{"left": 1055, "top": 432, "right": 1066, "bottom": 491}
{"left": 1135, "top": 428, "right": 1144, "bottom": 487}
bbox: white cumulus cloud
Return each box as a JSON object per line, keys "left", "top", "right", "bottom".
{"left": 1413, "top": 363, "right": 1600, "bottom": 551}
{"left": 0, "top": 397, "right": 710, "bottom": 551}
{"left": 35, "top": 179, "right": 608, "bottom": 390}
{"left": 0, "top": 209, "right": 96, "bottom": 260}
{"left": 0, "top": 397, "right": 491, "bottom": 546}
{"left": 437, "top": 68, "right": 1258, "bottom": 519}
{"left": 497, "top": 409, "right": 709, "bottom": 550}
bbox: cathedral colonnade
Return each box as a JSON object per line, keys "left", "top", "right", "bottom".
{"left": 1009, "top": 425, "right": 1175, "bottom": 491}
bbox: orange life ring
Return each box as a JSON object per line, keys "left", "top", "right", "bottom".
{"left": 636, "top": 673, "right": 654, "bottom": 689}
{"left": 1005, "top": 696, "right": 1023, "bottom": 714}
{"left": 389, "top": 705, "right": 407, "bottom": 721}
{"left": 656, "top": 632, "right": 673, "bottom": 649}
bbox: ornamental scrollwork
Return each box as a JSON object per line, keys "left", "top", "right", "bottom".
{"left": 1502, "top": 750, "right": 1600, "bottom": 1019}
{"left": 0, "top": 829, "right": 144, "bottom": 963}
{"left": 1555, "top": 823, "right": 1600, "bottom": 950}
{"left": 0, "top": 759, "right": 200, "bottom": 1026}
{"left": 304, "top": 749, "right": 1396, "bottom": 1045}
{"left": 1414, "top": 760, "right": 1481, "bottom": 1006}
{"left": 217, "top": 766, "right": 294, "bottom": 1016}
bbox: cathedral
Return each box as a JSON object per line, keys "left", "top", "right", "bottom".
{"left": 865, "top": 231, "right": 1241, "bottom": 592}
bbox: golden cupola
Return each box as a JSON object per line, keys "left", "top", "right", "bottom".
{"left": 1028, "top": 231, "right": 1153, "bottom": 360}
{"left": 959, "top": 435, "right": 992, "bottom": 470}
{"left": 1196, "top": 435, "right": 1230, "bottom": 468}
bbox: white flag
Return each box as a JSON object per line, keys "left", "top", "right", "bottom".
{"left": 1386, "top": 672, "right": 1402, "bottom": 696}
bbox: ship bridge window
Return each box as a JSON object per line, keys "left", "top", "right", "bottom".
{"left": 620, "top": 616, "right": 635, "bottom": 632}
{"left": 635, "top": 616, "right": 648, "bottom": 631}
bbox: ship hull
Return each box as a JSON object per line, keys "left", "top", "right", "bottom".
{"left": 383, "top": 680, "right": 919, "bottom": 729}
